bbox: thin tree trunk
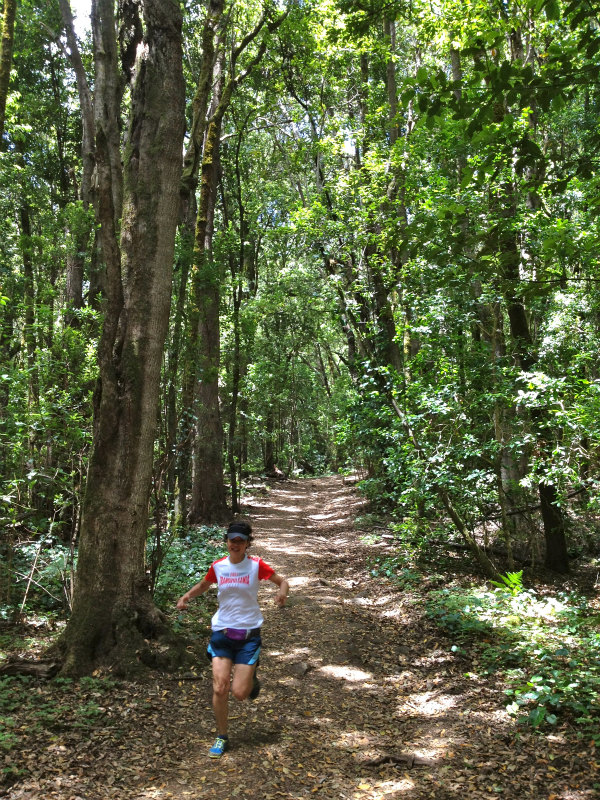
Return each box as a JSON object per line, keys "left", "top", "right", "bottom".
{"left": 175, "top": 0, "right": 224, "bottom": 522}
{"left": 264, "top": 409, "right": 276, "bottom": 473}
{"left": 0, "top": 0, "right": 16, "bottom": 139}
{"left": 189, "top": 110, "right": 228, "bottom": 522}
{"left": 165, "top": 205, "right": 194, "bottom": 517}
{"left": 58, "top": 0, "right": 96, "bottom": 326}
{"left": 20, "top": 203, "right": 38, "bottom": 407}
{"left": 186, "top": 9, "right": 285, "bottom": 520}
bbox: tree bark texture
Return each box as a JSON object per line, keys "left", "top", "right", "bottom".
{"left": 175, "top": 3, "right": 224, "bottom": 522}
{"left": 60, "top": 0, "right": 185, "bottom": 677}
{"left": 59, "top": 0, "right": 96, "bottom": 325}
{"left": 0, "top": 0, "right": 16, "bottom": 139}
{"left": 189, "top": 114, "right": 228, "bottom": 522}
{"left": 180, "top": 0, "right": 224, "bottom": 200}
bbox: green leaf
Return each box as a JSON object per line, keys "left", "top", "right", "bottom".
{"left": 521, "top": 138, "right": 543, "bottom": 159}
{"left": 544, "top": 0, "right": 561, "bottom": 20}
{"left": 416, "top": 66, "right": 429, "bottom": 84}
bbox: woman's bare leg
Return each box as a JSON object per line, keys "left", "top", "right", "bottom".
{"left": 211, "top": 657, "right": 233, "bottom": 734}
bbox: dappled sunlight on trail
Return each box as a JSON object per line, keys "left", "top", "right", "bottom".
{"left": 7, "top": 476, "right": 595, "bottom": 800}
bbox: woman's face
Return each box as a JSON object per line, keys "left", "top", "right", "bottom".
{"left": 227, "top": 536, "right": 249, "bottom": 563}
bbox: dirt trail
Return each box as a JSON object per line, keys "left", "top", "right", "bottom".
{"left": 5, "top": 476, "right": 595, "bottom": 800}
{"left": 155, "top": 476, "right": 593, "bottom": 800}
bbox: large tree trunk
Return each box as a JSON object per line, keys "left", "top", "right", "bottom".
{"left": 59, "top": 0, "right": 185, "bottom": 677}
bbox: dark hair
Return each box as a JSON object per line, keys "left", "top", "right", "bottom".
{"left": 225, "top": 521, "right": 253, "bottom": 543}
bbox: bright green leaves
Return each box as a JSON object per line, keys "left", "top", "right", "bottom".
{"left": 429, "top": 585, "right": 600, "bottom": 734}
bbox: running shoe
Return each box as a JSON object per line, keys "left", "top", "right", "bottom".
{"left": 208, "top": 735, "right": 228, "bottom": 758}
{"left": 249, "top": 675, "right": 261, "bottom": 700}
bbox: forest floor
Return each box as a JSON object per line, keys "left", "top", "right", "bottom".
{"left": 2, "top": 475, "right": 599, "bottom": 800}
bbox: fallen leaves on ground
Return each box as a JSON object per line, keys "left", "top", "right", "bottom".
{"left": 1, "top": 477, "right": 598, "bottom": 800}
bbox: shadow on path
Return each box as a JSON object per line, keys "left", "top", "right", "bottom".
{"left": 6, "top": 476, "right": 594, "bottom": 800}
{"left": 147, "top": 476, "right": 594, "bottom": 800}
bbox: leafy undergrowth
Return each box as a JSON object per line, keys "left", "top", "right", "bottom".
{"left": 0, "top": 525, "right": 224, "bottom": 788}
{"left": 0, "top": 604, "right": 213, "bottom": 790}
{"left": 2, "top": 481, "right": 600, "bottom": 799}
{"left": 0, "top": 524, "right": 224, "bottom": 637}
{"left": 149, "top": 525, "right": 224, "bottom": 613}
{"left": 364, "top": 517, "right": 600, "bottom": 749}
{"left": 426, "top": 582, "right": 600, "bottom": 738}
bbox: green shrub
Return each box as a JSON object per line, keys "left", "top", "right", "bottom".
{"left": 149, "top": 525, "right": 224, "bottom": 610}
{"left": 427, "top": 585, "right": 600, "bottom": 737}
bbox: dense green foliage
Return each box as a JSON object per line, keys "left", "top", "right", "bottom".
{"left": 149, "top": 525, "right": 224, "bottom": 611}
{"left": 0, "top": 0, "right": 599, "bottom": 688}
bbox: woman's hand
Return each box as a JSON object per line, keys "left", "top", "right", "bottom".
{"left": 176, "top": 595, "right": 189, "bottom": 610}
{"left": 273, "top": 576, "right": 289, "bottom": 607}
{"left": 176, "top": 579, "right": 210, "bottom": 610}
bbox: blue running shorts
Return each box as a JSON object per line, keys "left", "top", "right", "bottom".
{"left": 207, "top": 629, "right": 261, "bottom": 665}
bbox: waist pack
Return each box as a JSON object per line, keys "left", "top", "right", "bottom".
{"left": 224, "top": 627, "right": 260, "bottom": 641}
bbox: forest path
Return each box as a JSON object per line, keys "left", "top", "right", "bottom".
{"left": 153, "top": 475, "right": 591, "bottom": 800}
{"left": 4, "top": 476, "right": 594, "bottom": 800}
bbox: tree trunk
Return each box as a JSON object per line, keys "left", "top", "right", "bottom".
{"left": 175, "top": 0, "right": 224, "bottom": 522}
{"left": 0, "top": 0, "right": 16, "bottom": 139}
{"left": 58, "top": 0, "right": 96, "bottom": 327}
{"left": 264, "top": 408, "right": 276, "bottom": 473}
{"left": 538, "top": 482, "right": 570, "bottom": 573}
{"left": 20, "top": 202, "right": 39, "bottom": 407}
{"left": 487, "top": 37, "right": 570, "bottom": 573}
{"left": 165, "top": 205, "right": 194, "bottom": 516}
{"left": 223, "top": 155, "right": 243, "bottom": 514}
{"left": 59, "top": 0, "right": 185, "bottom": 677}
{"left": 185, "top": 7, "right": 284, "bottom": 521}
{"left": 189, "top": 112, "right": 228, "bottom": 522}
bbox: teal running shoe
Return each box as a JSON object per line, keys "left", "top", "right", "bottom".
{"left": 209, "top": 735, "right": 228, "bottom": 758}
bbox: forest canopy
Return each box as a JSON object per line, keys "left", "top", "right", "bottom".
{"left": 0, "top": 0, "right": 599, "bottom": 671}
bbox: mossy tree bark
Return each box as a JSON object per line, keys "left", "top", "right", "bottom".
{"left": 188, "top": 110, "right": 229, "bottom": 523}
{"left": 59, "top": 0, "right": 185, "bottom": 677}
{"left": 176, "top": 0, "right": 224, "bottom": 524}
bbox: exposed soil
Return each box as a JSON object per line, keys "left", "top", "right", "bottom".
{"left": 2, "top": 475, "right": 598, "bottom": 799}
